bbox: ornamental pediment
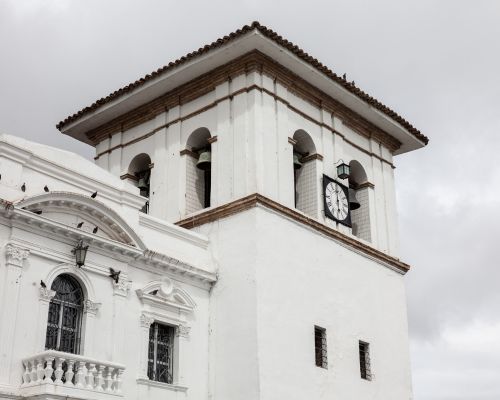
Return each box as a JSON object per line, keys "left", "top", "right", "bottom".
{"left": 136, "top": 278, "right": 196, "bottom": 313}
{"left": 16, "top": 192, "right": 145, "bottom": 248}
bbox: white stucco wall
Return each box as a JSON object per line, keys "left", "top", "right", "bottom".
{"left": 94, "top": 70, "right": 400, "bottom": 257}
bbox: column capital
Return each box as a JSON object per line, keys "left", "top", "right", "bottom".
{"left": 112, "top": 277, "right": 131, "bottom": 297}
{"left": 5, "top": 244, "right": 30, "bottom": 267}
{"left": 83, "top": 300, "right": 101, "bottom": 316}
{"left": 176, "top": 325, "right": 191, "bottom": 339}
{"left": 139, "top": 313, "right": 155, "bottom": 328}
{"left": 39, "top": 287, "right": 56, "bottom": 302}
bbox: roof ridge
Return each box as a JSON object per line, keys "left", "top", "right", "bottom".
{"left": 56, "top": 21, "right": 428, "bottom": 145}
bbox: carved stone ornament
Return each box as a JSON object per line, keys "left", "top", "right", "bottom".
{"left": 113, "top": 277, "right": 132, "bottom": 297}
{"left": 176, "top": 325, "right": 191, "bottom": 338}
{"left": 5, "top": 244, "right": 30, "bottom": 267}
{"left": 83, "top": 300, "right": 101, "bottom": 316}
{"left": 140, "top": 313, "right": 155, "bottom": 328}
{"left": 39, "top": 287, "right": 56, "bottom": 302}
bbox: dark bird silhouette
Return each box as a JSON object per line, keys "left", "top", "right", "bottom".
{"left": 342, "top": 73, "right": 347, "bottom": 80}
{"left": 91, "top": 191, "right": 97, "bottom": 198}
{"left": 21, "top": 183, "right": 26, "bottom": 192}
{"left": 92, "top": 226, "right": 98, "bottom": 234}
{"left": 44, "top": 185, "right": 49, "bottom": 192}
{"left": 32, "top": 209, "right": 42, "bottom": 215}
{"left": 76, "top": 222, "right": 84, "bottom": 229}
{"left": 109, "top": 268, "right": 121, "bottom": 284}
{"left": 351, "top": 80, "right": 355, "bottom": 86}
{"left": 40, "top": 280, "right": 46, "bottom": 288}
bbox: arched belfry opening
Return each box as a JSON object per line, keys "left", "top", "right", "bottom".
{"left": 128, "top": 153, "right": 152, "bottom": 213}
{"left": 185, "top": 128, "right": 211, "bottom": 214}
{"left": 292, "top": 130, "right": 318, "bottom": 217}
{"left": 349, "top": 160, "right": 372, "bottom": 242}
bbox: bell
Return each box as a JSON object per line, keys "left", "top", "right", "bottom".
{"left": 348, "top": 188, "right": 361, "bottom": 210}
{"left": 137, "top": 177, "right": 148, "bottom": 190}
{"left": 293, "top": 153, "right": 303, "bottom": 170}
{"left": 196, "top": 150, "right": 212, "bottom": 170}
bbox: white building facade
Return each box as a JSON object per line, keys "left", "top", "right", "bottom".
{"left": 0, "top": 22, "right": 427, "bottom": 400}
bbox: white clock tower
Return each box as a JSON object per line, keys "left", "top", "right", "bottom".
{"left": 56, "top": 22, "right": 427, "bottom": 400}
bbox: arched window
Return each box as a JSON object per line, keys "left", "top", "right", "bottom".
{"left": 185, "top": 128, "right": 211, "bottom": 214}
{"left": 45, "top": 274, "right": 84, "bottom": 354}
{"left": 128, "top": 153, "right": 152, "bottom": 213}
{"left": 349, "top": 160, "right": 372, "bottom": 242}
{"left": 293, "top": 130, "right": 317, "bottom": 217}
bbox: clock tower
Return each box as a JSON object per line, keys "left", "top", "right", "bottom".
{"left": 58, "top": 22, "right": 428, "bottom": 400}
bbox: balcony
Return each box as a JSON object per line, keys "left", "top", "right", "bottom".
{"left": 19, "top": 350, "right": 125, "bottom": 400}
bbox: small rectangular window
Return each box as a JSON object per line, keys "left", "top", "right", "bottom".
{"left": 359, "top": 341, "right": 371, "bottom": 380}
{"left": 314, "top": 326, "right": 327, "bottom": 368}
{"left": 148, "top": 322, "right": 175, "bottom": 384}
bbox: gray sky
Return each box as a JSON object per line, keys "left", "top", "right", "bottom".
{"left": 1, "top": 1, "right": 499, "bottom": 398}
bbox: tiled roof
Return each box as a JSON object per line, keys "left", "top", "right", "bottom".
{"left": 56, "top": 21, "right": 428, "bottom": 145}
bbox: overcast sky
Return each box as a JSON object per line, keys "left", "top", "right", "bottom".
{"left": 1, "top": 1, "right": 499, "bottom": 399}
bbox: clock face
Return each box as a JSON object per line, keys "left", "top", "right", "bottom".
{"left": 323, "top": 175, "right": 351, "bottom": 226}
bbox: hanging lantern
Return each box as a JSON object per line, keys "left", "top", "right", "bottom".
{"left": 336, "top": 162, "right": 350, "bottom": 179}
{"left": 293, "top": 153, "right": 303, "bottom": 170}
{"left": 196, "top": 150, "right": 212, "bottom": 170}
{"left": 348, "top": 188, "right": 361, "bottom": 210}
{"left": 72, "top": 240, "right": 89, "bottom": 268}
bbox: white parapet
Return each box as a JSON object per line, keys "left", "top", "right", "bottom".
{"left": 20, "top": 350, "right": 125, "bottom": 399}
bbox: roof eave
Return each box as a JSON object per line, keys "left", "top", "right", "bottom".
{"left": 60, "top": 28, "right": 425, "bottom": 154}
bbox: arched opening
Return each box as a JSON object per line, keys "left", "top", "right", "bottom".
{"left": 349, "top": 160, "right": 371, "bottom": 242}
{"left": 292, "top": 130, "right": 317, "bottom": 217}
{"left": 45, "top": 274, "right": 84, "bottom": 354}
{"left": 185, "top": 128, "right": 211, "bottom": 214}
{"left": 128, "top": 153, "right": 152, "bottom": 213}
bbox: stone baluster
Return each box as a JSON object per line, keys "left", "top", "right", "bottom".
{"left": 86, "top": 362, "right": 96, "bottom": 389}
{"left": 105, "top": 367, "right": 114, "bottom": 392}
{"left": 36, "top": 358, "right": 45, "bottom": 383}
{"left": 53, "top": 356, "right": 64, "bottom": 384}
{"left": 65, "top": 359, "right": 75, "bottom": 386}
{"left": 114, "top": 369, "right": 123, "bottom": 394}
{"left": 74, "top": 360, "right": 86, "bottom": 388}
{"left": 95, "top": 364, "right": 105, "bottom": 391}
{"left": 43, "top": 356, "right": 55, "bottom": 383}
{"left": 29, "top": 359, "right": 38, "bottom": 384}
{"left": 22, "top": 360, "right": 31, "bottom": 386}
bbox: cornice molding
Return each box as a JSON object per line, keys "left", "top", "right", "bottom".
{"left": 176, "top": 193, "right": 410, "bottom": 274}
{"left": 85, "top": 51, "right": 401, "bottom": 156}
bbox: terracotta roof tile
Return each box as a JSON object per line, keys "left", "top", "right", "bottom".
{"left": 56, "top": 21, "right": 428, "bottom": 145}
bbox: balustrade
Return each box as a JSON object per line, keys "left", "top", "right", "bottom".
{"left": 21, "top": 350, "right": 125, "bottom": 396}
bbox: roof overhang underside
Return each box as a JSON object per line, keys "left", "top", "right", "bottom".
{"left": 60, "top": 30, "right": 425, "bottom": 155}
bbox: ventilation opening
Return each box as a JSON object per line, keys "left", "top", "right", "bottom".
{"left": 314, "top": 326, "right": 327, "bottom": 369}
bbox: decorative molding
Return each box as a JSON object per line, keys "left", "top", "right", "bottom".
{"left": 87, "top": 51, "right": 402, "bottom": 159}
{"left": 207, "top": 135, "right": 218, "bottom": 144}
{"left": 136, "top": 278, "right": 197, "bottom": 313}
{"left": 176, "top": 193, "right": 410, "bottom": 274}
{"left": 113, "top": 277, "right": 132, "bottom": 297}
{"left": 5, "top": 243, "right": 30, "bottom": 267}
{"left": 139, "top": 313, "right": 155, "bottom": 328}
{"left": 300, "top": 153, "right": 323, "bottom": 163}
{"left": 179, "top": 149, "right": 199, "bottom": 159}
{"left": 136, "top": 378, "right": 188, "bottom": 392}
{"left": 357, "top": 181, "right": 375, "bottom": 190}
{"left": 39, "top": 287, "right": 56, "bottom": 302}
{"left": 176, "top": 325, "right": 191, "bottom": 338}
{"left": 83, "top": 300, "right": 101, "bottom": 316}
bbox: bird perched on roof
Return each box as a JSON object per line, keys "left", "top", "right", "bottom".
{"left": 342, "top": 73, "right": 347, "bottom": 80}
{"left": 21, "top": 183, "right": 26, "bottom": 192}
{"left": 92, "top": 226, "right": 98, "bottom": 234}
{"left": 32, "top": 209, "right": 42, "bottom": 215}
{"left": 44, "top": 185, "right": 49, "bottom": 192}
{"left": 91, "top": 191, "right": 97, "bottom": 198}
{"left": 76, "top": 222, "right": 84, "bottom": 229}
{"left": 109, "top": 267, "right": 121, "bottom": 284}
{"left": 40, "top": 280, "right": 46, "bottom": 288}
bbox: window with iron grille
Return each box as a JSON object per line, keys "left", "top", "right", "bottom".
{"left": 314, "top": 326, "right": 327, "bottom": 368}
{"left": 148, "top": 322, "right": 175, "bottom": 384}
{"left": 45, "top": 274, "right": 83, "bottom": 354}
{"left": 359, "top": 341, "right": 371, "bottom": 380}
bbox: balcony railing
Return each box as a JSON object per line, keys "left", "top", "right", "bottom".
{"left": 20, "top": 350, "right": 125, "bottom": 398}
